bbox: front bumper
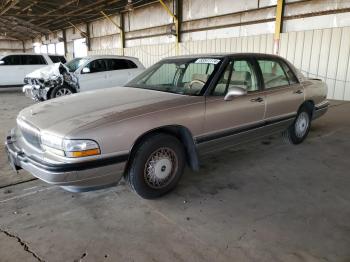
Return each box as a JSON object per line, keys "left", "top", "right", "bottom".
{"left": 5, "top": 132, "right": 128, "bottom": 192}
{"left": 313, "top": 100, "right": 329, "bottom": 120}
{"left": 23, "top": 84, "right": 49, "bottom": 101}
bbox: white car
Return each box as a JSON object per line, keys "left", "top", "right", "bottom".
{"left": 0, "top": 53, "right": 66, "bottom": 86}
{"left": 23, "top": 55, "right": 145, "bottom": 101}
{"left": 66, "top": 55, "right": 145, "bottom": 92}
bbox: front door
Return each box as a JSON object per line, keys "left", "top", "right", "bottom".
{"left": 78, "top": 59, "right": 108, "bottom": 91}
{"left": 198, "top": 58, "right": 266, "bottom": 152}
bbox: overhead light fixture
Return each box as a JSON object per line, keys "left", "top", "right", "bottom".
{"left": 125, "top": 0, "right": 134, "bottom": 12}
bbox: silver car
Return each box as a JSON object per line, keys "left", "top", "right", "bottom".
{"left": 5, "top": 53, "right": 329, "bottom": 199}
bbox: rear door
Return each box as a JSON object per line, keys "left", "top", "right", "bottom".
{"left": 257, "top": 58, "right": 304, "bottom": 121}
{"left": 78, "top": 59, "right": 108, "bottom": 91}
{"left": 199, "top": 57, "right": 266, "bottom": 151}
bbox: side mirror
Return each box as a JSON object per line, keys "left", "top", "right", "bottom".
{"left": 0, "top": 61, "right": 4, "bottom": 65}
{"left": 82, "top": 67, "right": 90, "bottom": 74}
{"left": 224, "top": 86, "right": 247, "bottom": 101}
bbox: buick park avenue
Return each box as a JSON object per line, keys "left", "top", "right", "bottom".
{"left": 5, "top": 53, "right": 329, "bottom": 199}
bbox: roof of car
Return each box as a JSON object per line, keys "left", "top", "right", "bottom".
{"left": 83, "top": 55, "right": 139, "bottom": 60}
{"left": 0, "top": 53, "right": 45, "bottom": 56}
{"left": 163, "top": 53, "right": 282, "bottom": 60}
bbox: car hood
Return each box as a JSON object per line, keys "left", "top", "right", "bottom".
{"left": 26, "top": 63, "right": 64, "bottom": 80}
{"left": 18, "top": 86, "right": 191, "bottom": 136}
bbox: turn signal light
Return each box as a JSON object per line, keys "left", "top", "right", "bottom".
{"left": 69, "top": 148, "right": 101, "bottom": 158}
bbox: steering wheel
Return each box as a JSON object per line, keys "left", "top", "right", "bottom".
{"left": 188, "top": 79, "right": 205, "bottom": 89}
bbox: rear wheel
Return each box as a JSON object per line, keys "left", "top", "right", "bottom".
{"left": 126, "top": 133, "right": 185, "bottom": 199}
{"left": 50, "top": 85, "right": 74, "bottom": 99}
{"left": 283, "top": 106, "right": 312, "bottom": 144}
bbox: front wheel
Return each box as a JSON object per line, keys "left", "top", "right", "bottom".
{"left": 50, "top": 85, "right": 75, "bottom": 99}
{"left": 126, "top": 133, "right": 185, "bottom": 199}
{"left": 283, "top": 107, "right": 312, "bottom": 144}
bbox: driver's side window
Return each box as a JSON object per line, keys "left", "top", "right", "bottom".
{"left": 212, "top": 59, "right": 258, "bottom": 96}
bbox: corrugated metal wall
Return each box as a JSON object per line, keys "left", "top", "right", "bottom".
{"left": 279, "top": 27, "right": 350, "bottom": 101}
{"left": 0, "top": 39, "right": 24, "bottom": 54}
{"left": 89, "top": 26, "right": 350, "bottom": 101}
{"left": 89, "top": 34, "right": 275, "bottom": 65}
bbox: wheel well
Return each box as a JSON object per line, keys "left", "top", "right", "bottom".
{"left": 125, "top": 125, "right": 200, "bottom": 173}
{"left": 299, "top": 100, "right": 315, "bottom": 117}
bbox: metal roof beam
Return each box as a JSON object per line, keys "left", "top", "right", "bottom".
{"left": 0, "top": 0, "right": 19, "bottom": 15}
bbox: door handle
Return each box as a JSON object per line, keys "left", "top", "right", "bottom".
{"left": 250, "top": 97, "right": 264, "bottom": 103}
{"left": 293, "top": 89, "right": 303, "bottom": 94}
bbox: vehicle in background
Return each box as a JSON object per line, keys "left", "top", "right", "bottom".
{"left": 23, "top": 55, "right": 145, "bottom": 101}
{"left": 23, "top": 63, "right": 79, "bottom": 101}
{"left": 0, "top": 53, "right": 66, "bottom": 87}
{"left": 6, "top": 53, "right": 329, "bottom": 199}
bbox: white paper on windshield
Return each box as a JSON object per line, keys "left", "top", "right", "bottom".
{"left": 195, "top": 58, "right": 220, "bottom": 64}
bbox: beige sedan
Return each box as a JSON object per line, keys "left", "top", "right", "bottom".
{"left": 5, "top": 53, "right": 329, "bottom": 199}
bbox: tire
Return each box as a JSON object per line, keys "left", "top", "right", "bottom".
{"left": 283, "top": 106, "right": 312, "bottom": 145}
{"left": 126, "top": 133, "right": 186, "bottom": 199}
{"left": 50, "top": 85, "right": 75, "bottom": 99}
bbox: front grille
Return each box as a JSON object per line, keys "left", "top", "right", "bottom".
{"left": 17, "top": 119, "right": 41, "bottom": 149}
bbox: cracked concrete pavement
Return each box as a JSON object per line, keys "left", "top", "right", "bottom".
{"left": 0, "top": 92, "right": 350, "bottom": 261}
{"left": 0, "top": 227, "right": 44, "bottom": 262}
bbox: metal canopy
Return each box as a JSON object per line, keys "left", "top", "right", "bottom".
{"left": 0, "top": 0, "right": 155, "bottom": 40}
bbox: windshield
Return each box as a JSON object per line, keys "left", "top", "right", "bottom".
{"left": 65, "top": 57, "right": 89, "bottom": 72}
{"left": 126, "top": 57, "right": 222, "bottom": 95}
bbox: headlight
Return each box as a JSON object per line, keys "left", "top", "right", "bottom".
{"left": 63, "top": 140, "right": 100, "bottom": 158}
{"left": 40, "top": 133, "right": 100, "bottom": 158}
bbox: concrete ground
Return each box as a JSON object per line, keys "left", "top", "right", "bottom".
{"left": 0, "top": 91, "right": 349, "bottom": 262}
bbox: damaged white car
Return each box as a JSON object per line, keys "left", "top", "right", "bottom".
{"left": 23, "top": 55, "right": 145, "bottom": 101}
{"left": 23, "top": 63, "right": 78, "bottom": 101}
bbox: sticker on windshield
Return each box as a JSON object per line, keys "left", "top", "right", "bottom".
{"left": 195, "top": 58, "right": 220, "bottom": 64}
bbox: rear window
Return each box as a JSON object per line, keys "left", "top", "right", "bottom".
{"left": 105, "top": 59, "right": 138, "bottom": 71}
{"left": 49, "top": 55, "right": 66, "bottom": 63}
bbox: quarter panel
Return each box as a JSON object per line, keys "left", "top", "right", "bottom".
{"left": 302, "top": 79, "right": 328, "bottom": 105}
